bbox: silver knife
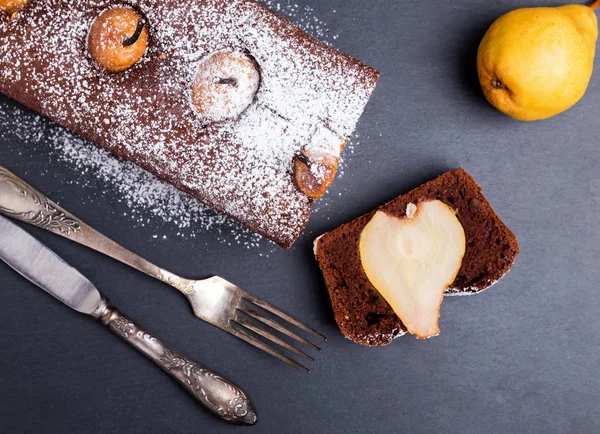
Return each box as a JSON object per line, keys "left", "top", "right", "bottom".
{"left": 0, "top": 215, "right": 258, "bottom": 426}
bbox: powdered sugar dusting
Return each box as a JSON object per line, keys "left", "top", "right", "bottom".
{"left": 262, "top": 0, "right": 339, "bottom": 43}
{"left": 0, "top": 1, "right": 369, "bottom": 248}
{"left": 0, "top": 101, "right": 264, "bottom": 248}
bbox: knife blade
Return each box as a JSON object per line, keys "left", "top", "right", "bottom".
{"left": 0, "top": 215, "right": 258, "bottom": 426}
{"left": 0, "top": 215, "right": 101, "bottom": 314}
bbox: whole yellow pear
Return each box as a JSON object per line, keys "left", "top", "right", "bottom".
{"left": 477, "top": 3, "right": 599, "bottom": 121}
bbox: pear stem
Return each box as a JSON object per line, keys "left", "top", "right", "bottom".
{"left": 123, "top": 17, "right": 145, "bottom": 47}
{"left": 591, "top": 0, "right": 600, "bottom": 11}
{"left": 296, "top": 152, "right": 312, "bottom": 168}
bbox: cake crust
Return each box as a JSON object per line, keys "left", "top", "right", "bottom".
{"left": 314, "top": 169, "right": 519, "bottom": 346}
{"left": 0, "top": 0, "right": 379, "bottom": 247}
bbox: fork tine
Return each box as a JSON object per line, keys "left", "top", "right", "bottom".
{"left": 243, "top": 295, "right": 327, "bottom": 342}
{"left": 238, "top": 306, "right": 322, "bottom": 352}
{"left": 229, "top": 322, "right": 310, "bottom": 373}
{"left": 234, "top": 315, "right": 315, "bottom": 362}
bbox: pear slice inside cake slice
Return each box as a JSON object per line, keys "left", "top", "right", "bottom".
{"left": 359, "top": 200, "right": 466, "bottom": 339}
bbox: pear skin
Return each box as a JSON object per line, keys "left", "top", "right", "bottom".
{"left": 0, "top": 0, "right": 28, "bottom": 13}
{"left": 558, "top": 4, "right": 599, "bottom": 49}
{"left": 477, "top": 5, "right": 598, "bottom": 121}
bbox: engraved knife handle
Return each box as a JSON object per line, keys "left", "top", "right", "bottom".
{"left": 0, "top": 165, "right": 187, "bottom": 291}
{"left": 94, "top": 299, "right": 258, "bottom": 426}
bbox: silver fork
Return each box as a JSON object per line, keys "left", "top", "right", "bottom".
{"left": 0, "top": 165, "right": 325, "bottom": 371}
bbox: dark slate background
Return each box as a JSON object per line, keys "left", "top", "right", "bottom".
{"left": 1, "top": 0, "right": 599, "bottom": 433}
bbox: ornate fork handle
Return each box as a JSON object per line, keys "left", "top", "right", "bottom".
{"left": 0, "top": 165, "right": 82, "bottom": 235}
{"left": 93, "top": 298, "right": 258, "bottom": 426}
{"left": 0, "top": 165, "right": 190, "bottom": 292}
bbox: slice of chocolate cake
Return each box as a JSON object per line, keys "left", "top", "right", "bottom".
{"left": 314, "top": 169, "right": 519, "bottom": 346}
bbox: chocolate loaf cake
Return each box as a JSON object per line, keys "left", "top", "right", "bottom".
{"left": 314, "top": 169, "right": 519, "bottom": 346}
{"left": 0, "top": 0, "right": 379, "bottom": 247}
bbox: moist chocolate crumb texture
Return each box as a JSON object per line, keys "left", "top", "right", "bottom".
{"left": 0, "top": 0, "right": 379, "bottom": 247}
{"left": 314, "top": 169, "right": 520, "bottom": 346}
